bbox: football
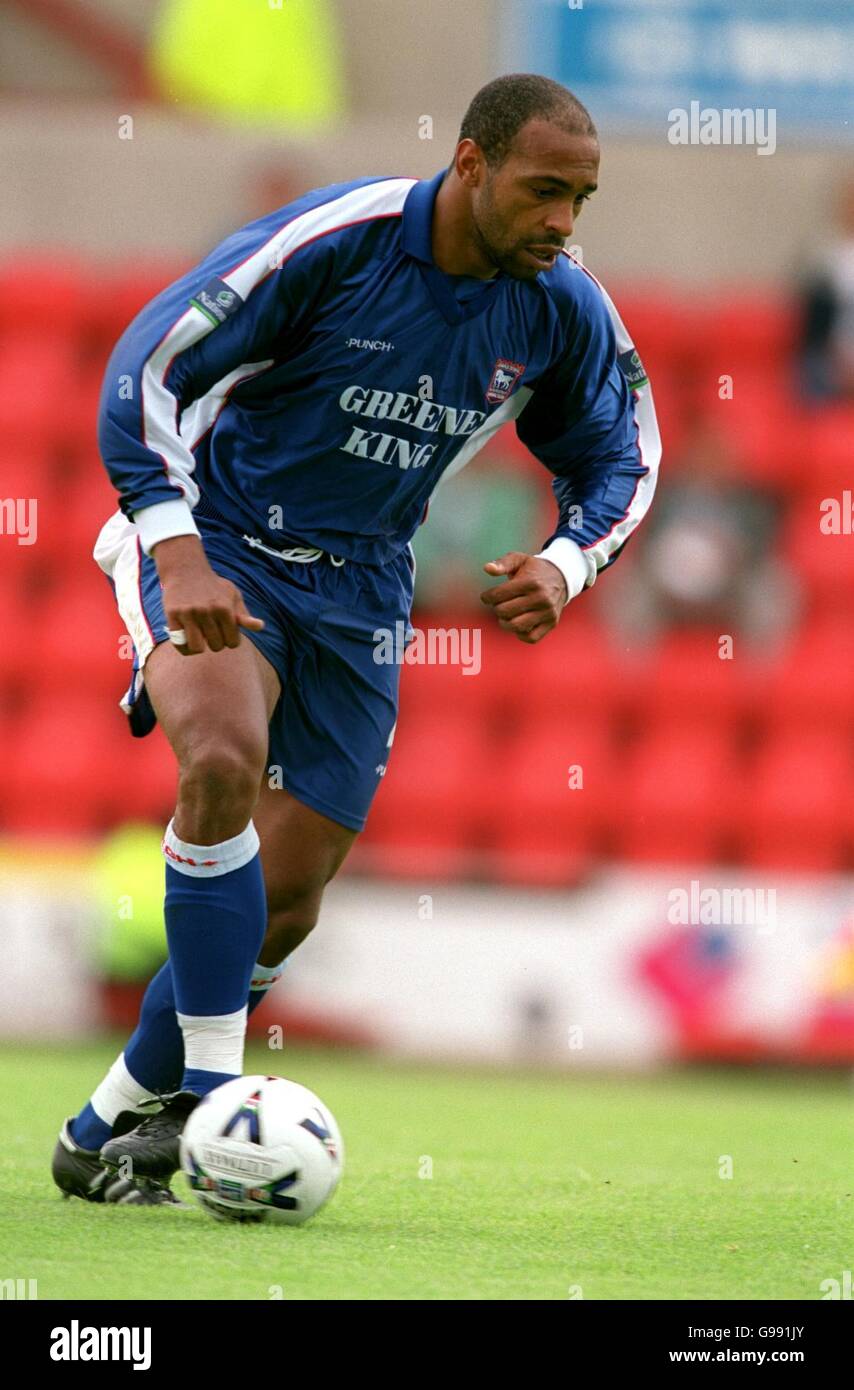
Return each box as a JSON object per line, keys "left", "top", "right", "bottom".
{"left": 179, "top": 1075, "right": 343, "bottom": 1225}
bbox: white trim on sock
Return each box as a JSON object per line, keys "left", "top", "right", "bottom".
{"left": 176, "top": 1006, "right": 248, "bottom": 1075}
{"left": 162, "top": 818, "right": 260, "bottom": 878}
{"left": 89, "top": 1053, "right": 158, "bottom": 1127}
{"left": 249, "top": 959, "right": 286, "bottom": 992}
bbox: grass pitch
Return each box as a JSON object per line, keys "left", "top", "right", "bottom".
{"left": 1, "top": 1040, "right": 851, "bottom": 1301}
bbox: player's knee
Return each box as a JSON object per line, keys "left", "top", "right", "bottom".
{"left": 267, "top": 875, "right": 324, "bottom": 926}
{"left": 179, "top": 737, "right": 267, "bottom": 818}
{"left": 262, "top": 878, "right": 325, "bottom": 957}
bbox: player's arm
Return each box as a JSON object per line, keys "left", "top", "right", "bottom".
{"left": 97, "top": 241, "right": 323, "bottom": 654}
{"left": 143, "top": 533, "right": 264, "bottom": 656}
{"left": 480, "top": 269, "right": 662, "bottom": 643}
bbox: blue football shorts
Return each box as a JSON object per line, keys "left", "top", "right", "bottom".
{"left": 98, "top": 510, "right": 415, "bottom": 832}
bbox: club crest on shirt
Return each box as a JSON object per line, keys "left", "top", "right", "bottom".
{"left": 485, "top": 357, "right": 525, "bottom": 405}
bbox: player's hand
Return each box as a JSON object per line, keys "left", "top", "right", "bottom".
{"left": 152, "top": 535, "right": 265, "bottom": 656}
{"left": 480, "top": 551, "right": 568, "bottom": 644}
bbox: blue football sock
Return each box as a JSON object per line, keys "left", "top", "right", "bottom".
{"left": 124, "top": 961, "right": 185, "bottom": 1095}
{"left": 248, "top": 978, "right": 282, "bottom": 1012}
{"left": 182, "top": 1067, "right": 236, "bottom": 1093}
{"left": 163, "top": 818, "right": 267, "bottom": 1097}
{"left": 69, "top": 1102, "right": 113, "bottom": 1153}
{"left": 123, "top": 958, "right": 286, "bottom": 1097}
{"left": 70, "top": 957, "right": 286, "bottom": 1147}
{"left": 69, "top": 1052, "right": 160, "bottom": 1151}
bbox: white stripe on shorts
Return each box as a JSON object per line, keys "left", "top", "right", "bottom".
{"left": 112, "top": 531, "right": 158, "bottom": 668}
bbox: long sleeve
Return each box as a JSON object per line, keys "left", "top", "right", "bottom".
{"left": 516, "top": 262, "right": 662, "bottom": 598}
{"left": 97, "top": 209, "right": 339, "bottom": 554}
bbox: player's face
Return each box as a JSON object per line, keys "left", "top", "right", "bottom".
{"left": 471, "top": 122, "right": 600, "bottom": 281}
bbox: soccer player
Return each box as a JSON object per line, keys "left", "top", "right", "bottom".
{"left": 52, "top": 73, "right": 660, "bottom": 1202}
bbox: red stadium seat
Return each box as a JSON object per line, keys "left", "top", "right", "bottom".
{"left": 697, "top": 295, "right": 797, "bottom": 375}
{"left": 113, "top": 724, "right": 176, "bottom": 823}
{"left": 696, "top": 373, "right": 805, "bottom": 489}
{"left": 642, "top": 362, "right": 688, "bottom": 461}
{"left": 781, "top": 501, "right": 854, "bottom": 605}
{"left": 483, "top": 613, "right": 619, "bottom": 725}
{"left": 740, "top": 730, "right": 850, "bottom": 871}
{"left": 83, "top": 264, "right": 186, "bottom": 356}
{"left": 0, "top": 513, "right": 45, "bottom": 617}
{"left": 0, "top": 257, "right": 87, "bottom": 338}
{"left": 3, "top": 689, "right": 173, "bottom": 834}
{"left": 396, "top": 614, "right": 493, "bottom": 724}
{"left": 0, "top": 582, "right": 37, "bottom": 688}
{"left": 0, "top": 441, "right": 61, "bottom": 504}
{"left": 760, "top": 617, "right": 854, "bottom": 733}
{"left": 0, "top": 332, "right": 79, "bottom": 451}
{"left": 628, "top": 628, "right": 764, "bottom": 729}
{"left": 490, "top": 713, "right": 617, "bottom": 884}
{"left": 35, "top": 458, "right": 118, "bottom": 560}
{"left": 358, "top": 709, "right": 494, "bottom": 877}
{"left": 2, "top": 694, "right": 128, "bottom": 834}
{"left": 788, "top": 405, "right": 854, "bottom": 496}
{"left": 34, "top": 569, "right": 129, "bottom": 697}
{"left": 613, "top": 720, "right": 740, "bottom": 864}
{"left": 608, "top": 291, "right": 695, "bottom": 379}
{"left": 60, "top": 366, "right": 104, "bottom": 451}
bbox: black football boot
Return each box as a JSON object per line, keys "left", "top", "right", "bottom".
{"left": 52, "top": 1112, "right": 182, "bottom": 1205}
{"left": 99, "top": 1090, "right": 201, "bottom": 1183}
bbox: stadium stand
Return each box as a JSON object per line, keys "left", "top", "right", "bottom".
{"left": 1, "top": 265, "right": 853, "bottom": 881}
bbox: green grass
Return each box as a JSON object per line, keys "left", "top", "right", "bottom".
{"left": 1, "top": 1041, "right": 851, "bottom": 1300}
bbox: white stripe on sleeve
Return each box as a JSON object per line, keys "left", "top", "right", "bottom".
{"left": 567, "top": 256, "right": 662, "bottom": 575}
{"left": 136, "top": 177, "right": 416, "bottom": 548}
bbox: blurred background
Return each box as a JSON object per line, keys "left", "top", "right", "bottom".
{"left": 1, "top": 0, "right": 853, "bottom": 1071}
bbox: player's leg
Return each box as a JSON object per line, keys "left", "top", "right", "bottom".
{"left": 60, "top": 705, "right": 352, "bottom": 1193}
{"left": 245, "top": 542, "right": 408, "bottom": 968}
{"left": 79, "top": 537, "right": 389, "bottom": 1172}
{"left": 122, "top": 783, "right": 354, "bottom": 1077}
{"left": 95, "top": 635, "right": 280, "bottom": 1180}
{"left": 56, "top": 634, "right": 280, "bottom": 1196}
{"left": 255, "top": 785, "right": 357, "bottom": 965}
{"left": 59, "top": 784, "right": 355, "bottom": 1198}
{"left": 58, "top": 536, "right": 399, "bottom": 1196}
{"left": 99, "top": 786, "right": 355, "bottom": 1106}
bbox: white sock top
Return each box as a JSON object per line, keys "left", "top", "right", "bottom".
{"left": 161, "top": 818, "right": 260, "bottom": 877}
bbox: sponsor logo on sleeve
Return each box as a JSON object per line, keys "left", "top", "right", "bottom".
{"left": 190, "top": 277, "right": 244, "bottom": 326}
{"left": 617, "top": 347, "right": 649, "bottom": 391}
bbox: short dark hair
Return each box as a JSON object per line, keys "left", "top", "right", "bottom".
{"left": 456, "top": 73, "right": 597, "bottom": 169}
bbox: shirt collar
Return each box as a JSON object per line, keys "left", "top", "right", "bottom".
{"left": 401, "top": 168, "right": 507, "bottom": 324}
{"left": 401, "top": 167, "right": 449, "bottom": 266}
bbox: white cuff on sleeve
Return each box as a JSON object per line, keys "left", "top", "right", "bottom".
{"left": 133, "top": 499, "right": 200, "bottom": 556}
{"left": 535, "top": 537, "right": 597, "bottom": 601}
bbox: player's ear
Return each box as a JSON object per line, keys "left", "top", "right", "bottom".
{"left": 455, "top": 139, "right": 485, "bottom": 187}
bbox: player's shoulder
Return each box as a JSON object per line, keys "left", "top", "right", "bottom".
{"left": 525, "top": 251, "right": 622, "bottom": 368}
{"left": 233, "top": 175, "right": 416, "bottom": 262}
{"left": 538, "top": 251, "right": 612, "bottom": 325}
